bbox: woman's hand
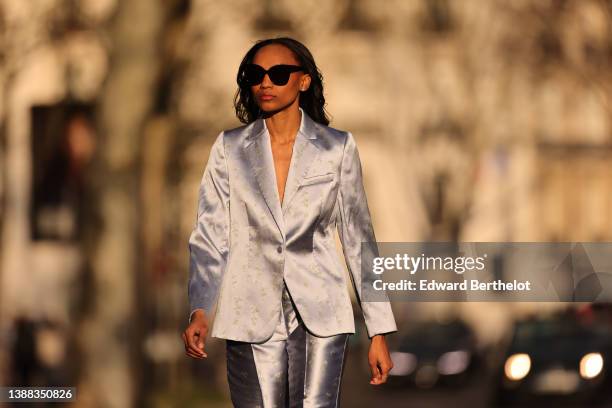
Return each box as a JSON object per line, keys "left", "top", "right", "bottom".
{"left": 182, "top": 310, "right": 209, "bottom": 359}
{"left": 368, "top": 334, "right": 394, "bottom": 385}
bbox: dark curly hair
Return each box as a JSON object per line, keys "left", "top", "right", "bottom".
{"left": 233, "top": 37, "right": 330, "bottom": 126}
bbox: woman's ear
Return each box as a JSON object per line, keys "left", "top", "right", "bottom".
{"left": 300, "top": 74, "right": 311, "bottom": 92}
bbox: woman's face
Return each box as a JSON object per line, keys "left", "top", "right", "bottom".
{"left": 250, "top": 44, "right": 311, "bottom": 113}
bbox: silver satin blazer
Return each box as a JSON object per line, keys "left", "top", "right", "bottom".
{"left": 188, "top": 107, "right": 397, "bottom": 343}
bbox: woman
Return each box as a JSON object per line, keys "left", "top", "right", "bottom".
{"left": 182, "top": 37, "right": 397, "bottom": 407}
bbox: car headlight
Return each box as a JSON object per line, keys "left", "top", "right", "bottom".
{"left": 580, "top": 352, "right": 603, "bottom": 379}
{"left": 389, "top": 351, "right": 417, "bottom": 376}
{"left": 437, "top": 350, "right": 470, "bottom": 375}
{"left": 504, "top": 353, "right": 531, "bottom": 381}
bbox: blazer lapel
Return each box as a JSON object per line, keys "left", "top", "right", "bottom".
{"left": 244, "top": 120, "right": 285, "bottom": 238}
{"left": 243, "top": 108, "right": 322, "bottom": 239}
{"left": 281, "top": 112, "right": 321, "bottom": 214}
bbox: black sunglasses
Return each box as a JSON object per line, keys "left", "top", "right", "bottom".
{"left": 238, "top": 63, "right": 304, "bottom": 87}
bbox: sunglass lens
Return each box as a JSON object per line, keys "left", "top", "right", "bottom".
{"left": 242, "top": 64, "right": 265, "bottom": 86}
{"left": 268, "top": 66, "right": 292, "bottom": 86}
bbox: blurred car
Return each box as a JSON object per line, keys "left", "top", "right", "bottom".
{"left": 386, "top": 318, "right": 482, "bottom": 388}
{"left": 492, "top": 313, "right": 612, "bottom": 407}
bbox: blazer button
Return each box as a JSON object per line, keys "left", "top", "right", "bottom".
{"left": 277, "top": 246, "right": 282, "bottom": 253}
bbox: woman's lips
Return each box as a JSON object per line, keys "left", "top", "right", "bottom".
{"left": 259, "top": 94, "right": 275, "bottom": 101}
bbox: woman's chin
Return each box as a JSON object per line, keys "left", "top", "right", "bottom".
{"left": 258, "top": 101, "right": 294, "bottom": 114}
{"left": 258, "top": 106, "right": 283, "bottom": 115}
{"left": 258, "top": 102, "right": 278, "bottom": 111}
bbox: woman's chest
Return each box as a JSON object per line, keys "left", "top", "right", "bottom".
{"left": 269, "top": 138, "right": 296, "bottom": 205}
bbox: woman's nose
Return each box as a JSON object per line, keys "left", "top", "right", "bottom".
{"left": 260, "top": 73, "right": 273, "bottom": 87}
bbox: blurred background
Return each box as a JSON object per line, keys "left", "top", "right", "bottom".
{"left": 0, "top": 0, "right": 611, "bottom": 407}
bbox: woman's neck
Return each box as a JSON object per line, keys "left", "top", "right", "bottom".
{"left": 264, "top": 105, "right": 301, "bottom": 144}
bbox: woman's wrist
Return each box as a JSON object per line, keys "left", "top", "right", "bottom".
{"left": 190, "top": 309, "right": 207, "bottom": 324}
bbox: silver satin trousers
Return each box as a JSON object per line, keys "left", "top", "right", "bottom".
{"left": 225, "top": 280, "right": 350, "bottom": 407}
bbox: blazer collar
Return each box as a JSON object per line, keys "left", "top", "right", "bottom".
{"left": 243, "top": 107, "right": 322, "bottom": 240}
{"left": 244, "top": 106, "right": 318, "bottom": 146}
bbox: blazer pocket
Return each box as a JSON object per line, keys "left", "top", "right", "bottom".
{"left": 300, "top": 172, "right": 335, "bottom": 187}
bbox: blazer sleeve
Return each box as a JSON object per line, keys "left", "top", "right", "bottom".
{"left": 187, "top": 131, "right": 230, "bottom": 324}
{"left": 336, "top": 131, "right": 398, "bottom": 338}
